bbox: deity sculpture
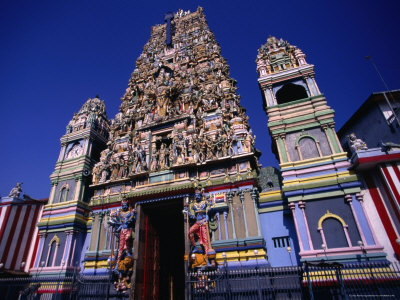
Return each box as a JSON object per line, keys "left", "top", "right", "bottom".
{"left": 108, "top": 199, "right": 136, "bottom": 293}
{"left": 184, "top": 186, "right": 216, "bottom": 267}
{"left": 8, "top": 182, "right": 23, "bottom": 198}
{"left": 348, "top": 133, "right": 368, "bottom": 153}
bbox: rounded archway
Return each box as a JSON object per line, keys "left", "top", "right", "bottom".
{"left": 276, "top": 83, "right": 308, "bottom": 104}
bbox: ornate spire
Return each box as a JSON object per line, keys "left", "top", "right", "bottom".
{"left": 256, "top": 36, "right": 308, "bottom": 77}
{"left": 91, "top": 8, "right": 257, "bottom": 185}
{"left": 66, "top": 97, "right": 109, "bottom": 138}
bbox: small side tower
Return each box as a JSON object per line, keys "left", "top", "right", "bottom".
{"left": 256, "top": 37, "right": 385, "bottom": 262}
{"left": 31, "top": 97, "right": 109, "bottom": 280}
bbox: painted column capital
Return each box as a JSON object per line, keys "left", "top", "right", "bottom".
{"left": 355, "top": 193, "right": 364, "bottom": 202}
{"left": 288, "top": 203, "right": 296, "bottom": 210}
{"left": 238, "top": 190, "right": 245, "bottom": 203}
{"left": 227, "top": 192, "right": 233, "bottom": 203}
{"left": 39, "top": 232, "right": 47, "bottom": 239}
{"left": 265, "top": 83, "right": 273, "bottom": 90}
{"left": 250, "top": 187, "right": 258, "bottom": 200}
{"left": 298, "top": 201, "right": 306, "bottom": 209}
{"left": 345, "top": 194, "right": 353, "bottom": 203}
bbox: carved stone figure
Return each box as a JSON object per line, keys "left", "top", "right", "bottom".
{"left": 9, "top": 182, "right": 22, "bottom": 198}
{"left": 348, "top": 133, "right": 368, "bottom": 153}
{"left": 184, "top": 186, "right": 216, "bottom": 266}
{"left": 109, "top": 200, "right": 136, "bottom": 293}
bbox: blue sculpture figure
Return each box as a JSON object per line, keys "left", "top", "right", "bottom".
{"left": 108, "top": 199, "right": 136, "bottom": 293}
{"left": 185, "top": 186, "right": 216, "bottom": 266}
{"left": 109, "top": 199, "right": 136, "bottom": 260}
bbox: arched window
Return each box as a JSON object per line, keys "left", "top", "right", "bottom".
{"left": 295, "top": 133, "right": 322, "bottom": 160}
{"left": 58, "top": 184, "right": 69, "bottom": 203}
{"left": 318, "top": 210, "right": 352, "bottom": 249}
{"left": 46, "top": 235, "right": 60, "bottom": 267}
{"left": 275, "top": 83, "right": 308, "bottom": 105}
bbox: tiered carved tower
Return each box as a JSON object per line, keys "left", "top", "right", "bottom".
{"left": 32, "top": 97, "right": 109, "bottom": 276}
{"left": 85, "top": 8, "right": 264, "bottom": 298}
{"left": 256, "top": 37, "right": 385, "bottom": 262}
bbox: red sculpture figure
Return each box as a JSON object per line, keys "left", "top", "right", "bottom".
{"left": 187, "top": 186, "right": 216, "bottom": 261}
{"left": 110, "top": 199, "right": 136, "bottom": 260}
{"left": 109, "top": 199, "right": 136, "bottom": 293}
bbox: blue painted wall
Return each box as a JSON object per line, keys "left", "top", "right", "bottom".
{"left": 259, "top": 210, "right": 300, "bottom": 266}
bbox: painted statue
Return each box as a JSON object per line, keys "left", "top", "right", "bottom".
{"left": 8, "top": 182, "right": 22, "bottom": 198}
{"left": 108, "top": 199, "right": 136, "bottom": 293}
{"left": 109, "top": 200, "right": 136, "bottom": 260}
{"left": 348, "top": 133, "right": 368, "bottom": 153}
{"left": 185, "top": 186, "right": 216, "bottom": 266}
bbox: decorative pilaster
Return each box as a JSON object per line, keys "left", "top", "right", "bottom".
{"left": 280, "top": 133, "right": 291, "bottom": 162}
{"left": 321, "top": 124, "right": 335, "bottom": 154}
{"left": 251, "top": 188, "right": 262, "bottom": 236}
{"left": 299, "top": 201, "right": 314, "bottom": 250}
{"left": 289, "top": 203, "right": 304, "bottom": 252}
{"left": 94, "top": 212, "right": 104, "bottom": 254}
{"left": 227, "top": 192, "right": 236, "bottom": 239}
{"left": 345, "top": 194, "right": 367, "bottom": 246}
{"left": 238, "top": 190, "right": 249, "bottom": 238}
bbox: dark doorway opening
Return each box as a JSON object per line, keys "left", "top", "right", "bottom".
{"left": 135, "top": 198, "right": 185, "bottom": 300}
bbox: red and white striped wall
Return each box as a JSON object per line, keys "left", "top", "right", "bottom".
{"left": 0, "top": 197, "right": 46, "bottom": 272}
{"left": 364, "top": 161, "right": 400, "bottom": 259}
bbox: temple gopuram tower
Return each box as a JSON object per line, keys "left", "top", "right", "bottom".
{"left": 86, "top": 7, "right": 263, "bottom": 298}
{"left": 31, "top": 97, "right": 109, "bottom": 280}
{"left": 256, "top": 37, "right": 386, "bottom": 263}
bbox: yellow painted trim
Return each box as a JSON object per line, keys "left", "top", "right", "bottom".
{"left": 84, "top": 260, "right": 109, "bottom": 269}
{"left": 49, "top": 234, "right": 60, "bottom": 246}
{"left": 317, "top": 210, "right": 347, "bottom": 228}
{"left": 259, "top": 190, "right": 282, "bottom": 197}
{"left": 304, "top": 267, "right": 397, "bottom": 281}
{"left": 283, "top": 171, "right": 352, "bottom": 186}
{"left": 280, "top": 152, "right": 348, "bottom": 169}
{"left": 213, "top": 249, "right": 267, "bottom": 263}
{"left": 40, "top": 214, "right": 88, "bottom": 223}
{"left": 44, "top": 199, "right": 90, "bottom": 210}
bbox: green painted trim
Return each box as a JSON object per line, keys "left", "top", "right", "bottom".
{"left": 295, "top": 133, "right": 318, "bottom": 147}
{"left": 326, "top": 126, "right": 341, "bottom": 153}
{"left": 343, "top": 187, "right": 361, "bottom": 194}
{"left": 269, "top": 120, "right": 335, "bottom": 135}
{"left": 211, "top": 236, "right": 265, "bottom": 248}
{"left": 266, "top": 95, "right": 324, "bottom": 110}
{"left": 301, "top": 190, "right": 344, "bottom": 200}
{"left": 258, "top": 205, "right": 287, "bottom": 213}
{"left": 287, "top": 187, "right": 360, "bottom": 202}
{"left": 268, "top": 110, "right": 334, "bottom": 128}
{"left": 277, "top": 136, "right": 288, "bottom": 163}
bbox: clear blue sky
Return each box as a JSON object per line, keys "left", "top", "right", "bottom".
{"left": 1, "top": 0, "right": 399, "bottom": 198}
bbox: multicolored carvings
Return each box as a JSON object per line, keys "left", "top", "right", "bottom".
{"left": 91, "top": 7, "right": 257, "bottom": 185}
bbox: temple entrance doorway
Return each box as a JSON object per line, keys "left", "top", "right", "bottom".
{"left": 133, "top": 198, "right": 185, "bottom": 300}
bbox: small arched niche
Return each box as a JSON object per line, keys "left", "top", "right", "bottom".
{"left": 276, "top": 83, "right": 308, "bottom": 105}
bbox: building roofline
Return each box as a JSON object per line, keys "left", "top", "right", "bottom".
{"left": 338, "top": 89, "right": 400, "bottom": 137}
